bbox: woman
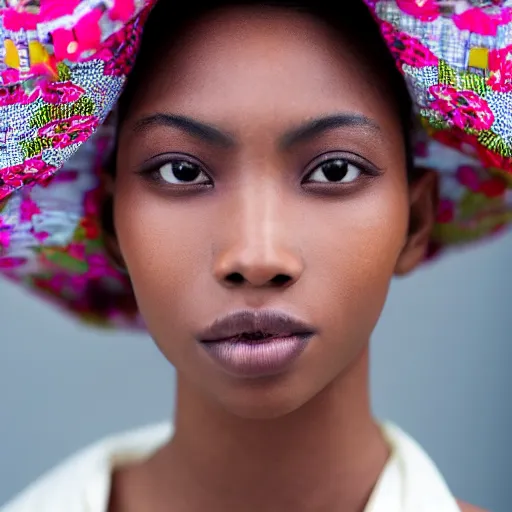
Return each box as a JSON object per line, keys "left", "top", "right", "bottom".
{"left": 0, "top": 0, "right": 505, "bottom": 510}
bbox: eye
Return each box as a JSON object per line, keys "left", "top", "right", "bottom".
{"left": 157, "top": 160, "right": 211, "bottom": 185}
{"left": 305, "top": 158, "right": 361, "bottom": 184}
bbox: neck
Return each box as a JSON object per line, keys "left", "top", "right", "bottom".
{"left": 111, "top": 347, "right": 390, "bottom": 512}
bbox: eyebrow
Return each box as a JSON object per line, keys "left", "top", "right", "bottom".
{"left": 132, "top": 113, "right": 235, "bottom": 147}
{"left": 132, "top": 112, "right": 381, "bottom": 148}
{"left": 279, "top": 114, "right": 381, "bottom": 148}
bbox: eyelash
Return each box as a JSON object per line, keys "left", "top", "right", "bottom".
{"left": 138, "top": 154, "right": 213, "bottom": 191}
{"left": 137, "top": 152, "right": 382, "bottom": 190}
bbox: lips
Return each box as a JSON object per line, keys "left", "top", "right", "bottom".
{"left": 196, "top": 309, "right": 316, "bottom": 344}
{"left": 196, "top": 310, "right": 316, "bottom": 378}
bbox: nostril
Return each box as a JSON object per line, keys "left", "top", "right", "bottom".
{"left": 226, "top": 272, "right": 245, "bottom": 284}
{"left": 223, "top": 272, "right": 293, "bottom": 286}
{"left": 271, "top": 274, "right": 292, "bottom": 286}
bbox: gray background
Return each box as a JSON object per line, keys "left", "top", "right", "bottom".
{"left": 1, "top": 235, "right": 511, "bottom": 511}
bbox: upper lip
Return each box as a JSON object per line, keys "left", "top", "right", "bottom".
{"left": 197, "top": 309, "right": 317, "bottom": 342}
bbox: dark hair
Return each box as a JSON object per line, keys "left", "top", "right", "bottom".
{"left": 103, "top": 0, "right": 415, "bottom": 235}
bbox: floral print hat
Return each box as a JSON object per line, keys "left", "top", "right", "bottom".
{"left": 1, "top": 0, "right": 512, "bottom": 328}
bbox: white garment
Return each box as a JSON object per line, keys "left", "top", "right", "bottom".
{"left": 1, "top": 422, "right": 461, "bottom": 512}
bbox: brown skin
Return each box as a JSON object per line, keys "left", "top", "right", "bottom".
{"left": 108, "top": 5, "right": 484, "bottom": 512}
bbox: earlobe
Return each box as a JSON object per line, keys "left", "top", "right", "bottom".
{"left": 100, "top": 184, "right": 128, "bottom": 274}
{"left": 394, "top": 168, "right": 439, "bottom": 276}
{"left": 104, "top": 231, "right": 128, "bottom": 274}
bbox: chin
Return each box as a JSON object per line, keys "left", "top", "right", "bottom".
{"left": 220, "top": 393, "right": 309, "bottom": 420}
{"left": 209, "top": 371, "right": 329, "bottom": 420}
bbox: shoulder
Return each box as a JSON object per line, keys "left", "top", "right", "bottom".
{"left": 1, "top": 442, "right": 109, "bottom": 512}
{"left": 457, "top": 500, "right": 490, "bottom": 512}
{"left": 0, "top": 423, "right": 172, "bottom": 512}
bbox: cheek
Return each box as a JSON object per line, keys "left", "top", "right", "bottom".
{"left": 113, "top": 184, "right": 214, "bottom": 329}
{"left": 302, "top": 183, "right": 409, "bottom": 338}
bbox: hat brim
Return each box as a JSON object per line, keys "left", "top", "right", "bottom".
{"left": 0, "top": 0, "right": 511, "bottom": 327}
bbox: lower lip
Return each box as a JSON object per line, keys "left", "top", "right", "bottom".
{"left": 200, "top": 334, "right": 312, "bottom": 378}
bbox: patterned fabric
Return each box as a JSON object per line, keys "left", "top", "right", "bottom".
{"left": 0, "top": 0, "right": 511, "bottom": 328}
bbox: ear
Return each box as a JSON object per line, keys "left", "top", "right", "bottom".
{"left": 100, "top": 174, "right": 128, "bottom": 274}
{"left": 395, "top": 168, "right": 439, "bottom": 276}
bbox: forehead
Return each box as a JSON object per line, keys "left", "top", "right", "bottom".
{"left": 123, "top": 5, "right": 401, "bottom": 139}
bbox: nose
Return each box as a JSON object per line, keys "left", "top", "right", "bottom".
{"left": 213, "top": 186, "right": 304, "bottom": 289}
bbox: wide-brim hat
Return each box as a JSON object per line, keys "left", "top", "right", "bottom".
{"left": 1, "top": 0, "right": 511, "bottom": 328}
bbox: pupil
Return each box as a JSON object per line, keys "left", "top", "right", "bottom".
{"left": 323, "top": 160, "right": 348, "bottom": 181}
{"left": 174, "top": 162, "right": 200, "bottom": 182}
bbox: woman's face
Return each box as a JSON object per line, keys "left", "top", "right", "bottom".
{"left": 115, "top": 5, "right": 435, "bottom": 418}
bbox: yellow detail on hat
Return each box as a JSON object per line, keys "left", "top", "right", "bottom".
{"left": 468, "top": 47, "right": 489, "bottom": 70}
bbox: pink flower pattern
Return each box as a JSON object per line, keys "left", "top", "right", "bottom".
{"left": 380, "top": 21, "right": 438, "bottom": 70}
{"left": 39, "top": 81, "right": 85, "bottom": 104}
{"left": 453, "top": 7, "right": 512, "bottom": 36}
{"left": 488, "top": 44, "right": 512, "bottom": 92}
{"left": 100, "top": 11, "right": 151, "bottom": 77}
{"left": 429, "top": 85, "right": 495, "bottom": 132}
{"left": 1, "top": 156, "right": 58, "bottom": 191}
{"left": 38, "top": 115, "right": 99, "bottom": 149}
{"left": 0, "top": 218, "right": 10, "bottom": 248}
{"left": 396, "top": 0, "right": 440, "bottom": 22}
{"left": 0, "top": 85, "right": 38, "bottom": 106}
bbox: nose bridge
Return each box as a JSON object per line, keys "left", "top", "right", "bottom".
{"left": 214, "top": 173, "right": 303, "bottom": 287}
{"left": 240, "top": 176, "right": 281, "bottom": 248}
